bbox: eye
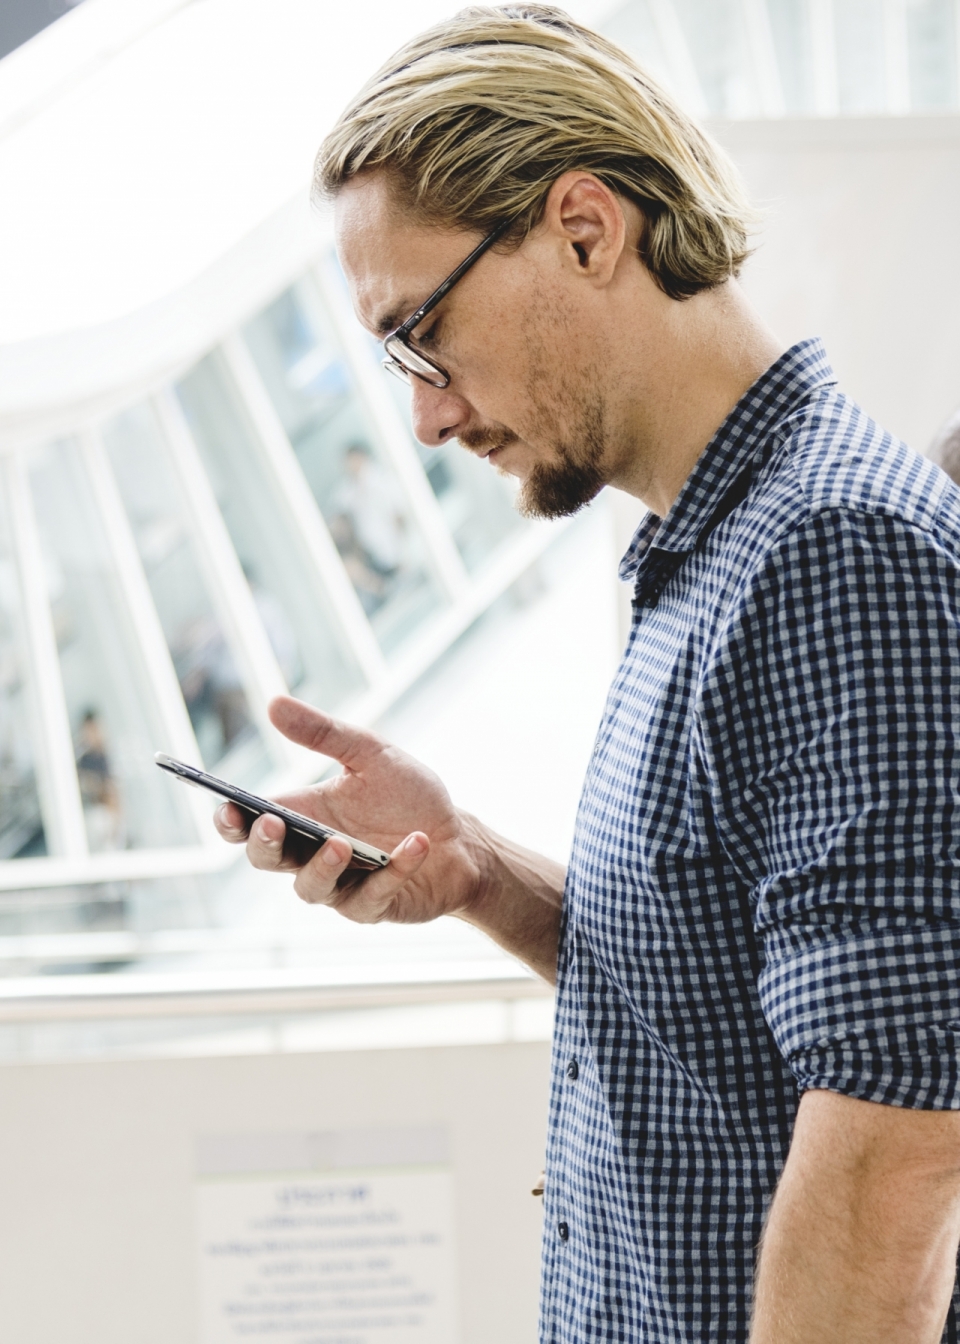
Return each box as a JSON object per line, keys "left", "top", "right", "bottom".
{"left": 416, "top": 318, "right": 441, "bottom": 350}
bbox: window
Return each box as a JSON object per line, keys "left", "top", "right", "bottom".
{"left": 382, "top": 374, "right": 525, "bottom": 574}
{"left": 176, "top": 352, "right": 369, "bottom": 700}
{"left": 0, "top": 486, "right": 45, "bottom": 859}
{"left": 672, "top": 0, "right": 758, "bottom": 116}
{"left": 907, "top": 0, "right": 957, "bottom": 109}
{"left": 26, "top": 440, "right": 196, "bottom": 851}
{"left": 243, "top": 279, "right": 448, "bottom": 652}
{"left": 104, "top": 402, "right": 264, "bottom": 774}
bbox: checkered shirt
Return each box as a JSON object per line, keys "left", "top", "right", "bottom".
{"left": 540, "top": 339, "right": 960, "bottom": 1343}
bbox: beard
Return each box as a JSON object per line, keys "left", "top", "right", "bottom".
{"left": 516, "top": 395, "right": 607, "bottom": 519}
{"left": 459, "top": 385, "right": 609, "bottom": 521}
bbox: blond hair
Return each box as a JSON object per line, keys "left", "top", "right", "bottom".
{"left": 315, "top": 4, "right": 755, "bottom": 300}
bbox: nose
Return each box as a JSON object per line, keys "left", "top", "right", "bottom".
{"left": 408, "top": 376, "right": 471, "bottom": 449}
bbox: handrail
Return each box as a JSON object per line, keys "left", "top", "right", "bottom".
{"left": 0, "top": 960, "right": 552, "bottom": 1023}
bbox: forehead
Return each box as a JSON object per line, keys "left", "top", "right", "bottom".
{"left": 334, "top": 174, "right": 482, "bottom": 335}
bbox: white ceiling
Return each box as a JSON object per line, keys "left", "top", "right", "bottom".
{"left": 0, "top": 0, "right": 617, "bottom": 347}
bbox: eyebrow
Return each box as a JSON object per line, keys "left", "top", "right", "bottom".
{"left": 372, "top": 302, "right": 413, "bottom": 337}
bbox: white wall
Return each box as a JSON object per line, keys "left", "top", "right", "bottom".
{"left": 0, "top": 1040, "right": 551, "bottom": 1343}
{"left": 719, "top": 114, "right": 960, "bottom": 454}
{"left": 609, "top": 114, "right": 960, "bottom": 645}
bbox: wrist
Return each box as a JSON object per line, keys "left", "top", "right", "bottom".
{"left": 448, "top": 810, "right": 564, "bottom": 985}
{"left": 452, "top": 809, "right": 500, "bottom": 926}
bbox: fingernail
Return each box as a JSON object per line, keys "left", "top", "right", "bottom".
{"left": 322, "top": 842, "right": 346, "bottom": 867}
{"left": 403, "top": 833, "right": 427, "bottom": 857}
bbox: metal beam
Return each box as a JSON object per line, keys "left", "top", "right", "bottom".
{"left": 742, "top": 0, "right": 786, "bottom": 116}
{"left": 882, "top": 0, "right": 911, "bottom": 112}
{"left": 2, "top": 453, "right": 88, "bottom": 857}
{"left": 809, "top": 0, "right": 839, "bottom": 115}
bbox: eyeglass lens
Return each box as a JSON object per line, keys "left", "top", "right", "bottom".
{"left": 382, "top": 358, "right": 411, "bottom": 384}
{"left": 382, "top": 335, "right": 448, "bottom": 388}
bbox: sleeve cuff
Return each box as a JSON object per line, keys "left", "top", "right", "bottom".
{"left": 788, "top": 1023, "right": 960, "bottom": 1109}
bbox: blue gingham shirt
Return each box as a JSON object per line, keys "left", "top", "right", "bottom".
{"left": 540, "top": 340, "right": 960, "bottom": 1344}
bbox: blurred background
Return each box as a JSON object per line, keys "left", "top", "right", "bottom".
{"left": 0, "top": 1, "right": 958, "bottom": 1340}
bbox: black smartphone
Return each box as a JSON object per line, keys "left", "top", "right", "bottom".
{"left": 154, "top": 753, "right": 391, "bottom": 870}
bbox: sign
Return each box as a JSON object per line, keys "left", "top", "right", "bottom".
{"left": 196, "top": 1127, "right": 459, "bottom": 1344}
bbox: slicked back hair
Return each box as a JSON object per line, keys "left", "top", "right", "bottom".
{"left": 315, "top": 4, "right": 756, "bottom": 300}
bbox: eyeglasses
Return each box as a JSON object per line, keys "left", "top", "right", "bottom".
{"left": 382, "top": 217, "right": 513, "bottom": 389}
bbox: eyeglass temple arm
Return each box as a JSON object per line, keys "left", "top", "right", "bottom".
{"left": 395, "top": 217, "right": 515, "bottom": 339}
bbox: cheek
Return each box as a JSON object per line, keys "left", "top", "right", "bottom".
{"left": 454, "top": 304, "right": 565, "bottom": 444}
{"left": 458, "top": 346, "right": 531, "bottom": 429}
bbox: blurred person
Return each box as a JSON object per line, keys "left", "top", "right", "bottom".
{"left": 76, "top": 709, "right": 123, "bottom": 851}
{"left": 327, "top": 509, "right": 392, "bottom": 613}
{"left": 243, "top": 564, "right": 304, "bottom": 690}
{"left": 216, "top": 7, "right": 960, "bottom": 1342}
{"left": 330, "top": 442, "right": 407, "bottom": 584}
{"left": 175, "top": 615, "right": 250, "bottom": 758}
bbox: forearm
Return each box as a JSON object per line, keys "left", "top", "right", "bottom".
{"left": 752, "top": 1091, "right": 960, "bottom": 1344}
{"left": 454, "top": 811, "right": 565, "bottom": 984}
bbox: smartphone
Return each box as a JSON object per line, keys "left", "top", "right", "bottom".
{"left": 154, "top": 753, "right": 390, "bottom": 871}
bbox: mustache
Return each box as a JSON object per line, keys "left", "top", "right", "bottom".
{"left": 457, "top": 426, "right": 520, "bottom": 455}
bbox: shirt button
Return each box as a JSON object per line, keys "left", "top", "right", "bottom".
{"left": 558, "top": 1220, "right": 569, "bottom": 1241}
{"left": 566, "top": 1058, "right": 579, "bottom": 1080}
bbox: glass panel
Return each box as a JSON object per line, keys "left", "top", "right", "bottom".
{"left": 601, "top": 0, "right": 674, "bottom": 88}
{"left": 381, "top": 377, "right": 525, "bottom": 573}
{"left": 103, "top": 402, "right": 268, "bottom": 778}
{"left": 175, "top": 353, "right": 371, "bottom": 695}
{"left": 907, "top": 0, "right": 957, "bottom": 109}
{"left": 242, "top": 277, "right": 446, "bottom": 652}
{"left": 321, "top": 260, "right": 525, "bottom": 573}
{"left": 767, "top": 0, "right": 817, "bottom": 112}
{"left": 834, "top": 0, "right": 886, "bottom": 112}
{"left": 673, "top": 0, "right": 759, "bottom": 115}
{"left": 26, "top": 440, "right": 196, "bottom": 852}
{"left": 0, "top": 483, "right": 45, "bottom": 859}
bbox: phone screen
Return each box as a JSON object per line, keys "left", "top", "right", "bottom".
{"left": 154, "top": 753, "right": 390, "bottom": 870}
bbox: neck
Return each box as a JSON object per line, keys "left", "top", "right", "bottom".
{"left": 609, "top": 279, "right": 785, "bottom": 518}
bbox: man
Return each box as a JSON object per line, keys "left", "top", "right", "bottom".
{"left": 216, "top": 6, "right": 960, "bottom": 1340}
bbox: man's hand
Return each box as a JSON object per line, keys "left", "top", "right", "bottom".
{"left": 214, "top": 696, "right": 566, "bottom": 981}
{"left": 751, "top": 1090, "right": 960, "bottom": 1343}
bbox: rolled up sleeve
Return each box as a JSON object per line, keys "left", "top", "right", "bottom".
{"left": 697, "top": 505, "right": 960, "bottom": 1108}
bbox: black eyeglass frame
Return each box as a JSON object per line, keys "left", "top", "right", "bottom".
{"left": 381, "top": 217, "right": 514, "bottom": 389}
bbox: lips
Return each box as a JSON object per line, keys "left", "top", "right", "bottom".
{"left": 459, "top": 429, "right": 519, "bottom": 460}
{"left": 478, "top": 436, "right": 517, "bottom": 460}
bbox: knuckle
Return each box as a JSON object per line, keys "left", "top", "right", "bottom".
{"left": 293, "top": 872, "right": 332, "bottom": 905}
{"left": 247, "top": 843, "right": 279, "bottom": 871}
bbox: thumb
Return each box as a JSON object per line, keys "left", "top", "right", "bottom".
{"left": 268, "top": 695, "right": 384, "bottom": 770}
{"left": 309, "top": 831, "right": 431, "bottom": 921}
{"left": 386, "top": 831, "right": 430, "bottom": 876}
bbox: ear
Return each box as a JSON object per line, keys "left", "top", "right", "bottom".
{"left": 540, "top": 171, "right": 628, "bottom": 286}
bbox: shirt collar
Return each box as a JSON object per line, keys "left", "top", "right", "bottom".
{"left": 618, "top": 338, "right": 837, "bottom": 583}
